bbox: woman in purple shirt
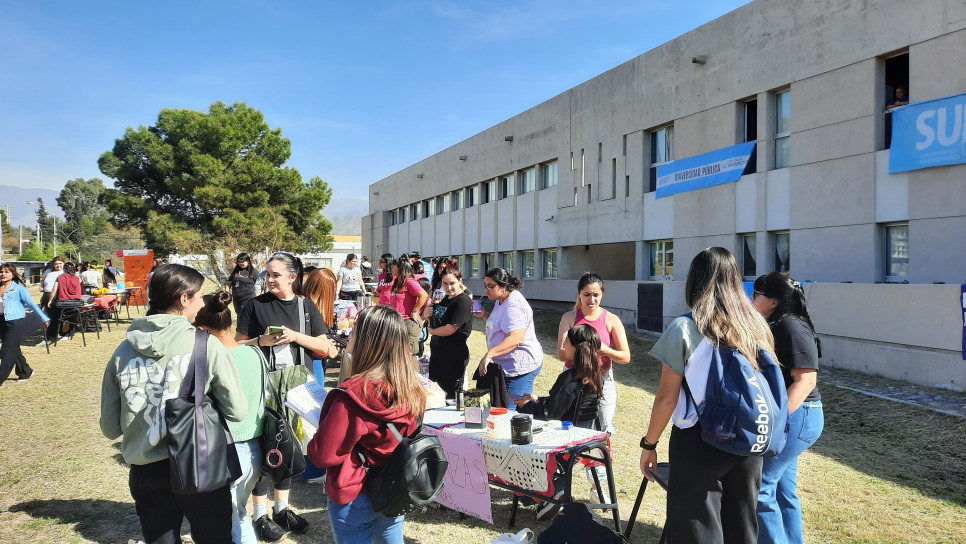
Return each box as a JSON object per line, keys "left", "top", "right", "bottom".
{"left": 472, "top": 267, "right": 544, "bottom": 400}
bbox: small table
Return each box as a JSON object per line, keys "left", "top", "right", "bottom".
{"left": 424, "top": 408, "right": 621, "bottom": 531}
{"left": 56, "top": 303, "right": 101, "bottom": 347}
{"left": 125, "top": 286, "right": 146, "bottom": 312}
{"left": 93, "top": 295, "right": 119, "bottom": 330}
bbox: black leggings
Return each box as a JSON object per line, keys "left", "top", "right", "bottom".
{"left": 129, "top": 459, "right": 233, "bottom": 544}
{"left": 666, "top": 424, "right": 763, "bottom": 544}
{"left": 0, "top": 317, "right": 32, "bottom": 383}
{"left": 253, "top": 473, "right": 292, "bottom": 496}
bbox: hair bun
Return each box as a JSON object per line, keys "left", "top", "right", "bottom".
{"left": 209, "top": 290, "right": 233, "bottom": 312}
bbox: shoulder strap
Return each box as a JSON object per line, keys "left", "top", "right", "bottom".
{"left": 255, "top": 343, "right": 285, "bottom": 409}
{"left": 297, "top": 296, "right": 309, "bottom": 368}
{"left": 179, "top": 329, "right": 210, "bottom": 402}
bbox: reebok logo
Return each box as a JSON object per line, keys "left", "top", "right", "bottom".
{"left": 748, "top": 374, "right": 770, "bottom": 453}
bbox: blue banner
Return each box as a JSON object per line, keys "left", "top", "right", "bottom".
{"left": 889, "top": 92, "right": 966, "bottom": 173}
{"left": 656, "top": 141, "right": 756, "bottom": 198}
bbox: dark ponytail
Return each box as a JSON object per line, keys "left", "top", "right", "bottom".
{"left": 146, "top": 264, "right": 205, "bottom": 316}
{"left": 267, "top": 252, "right": 305, "bottom": 296}
{"left": 569, "top": 324, "right": 604, "bottom": 392}
{"left": 484, "top": 267, "right": 523, "bottom": 292}
{"left": 753, "top": 272, "right": 822, "bottom": 357}
{"left": 194, "top": 291, "right": 233, "bottom": 332}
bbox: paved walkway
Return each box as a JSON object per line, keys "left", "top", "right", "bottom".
{"left": 822, "top": 366, "right": 966, "bottom": 418}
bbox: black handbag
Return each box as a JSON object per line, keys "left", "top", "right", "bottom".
{"left": 256, "top": 347, "right": 306, "bottom": 483}
{"left": 164, "top": 330, "right": 243, "bottom": 494}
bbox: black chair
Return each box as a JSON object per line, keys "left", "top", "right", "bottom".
{"left": 624, "top": 462, "right": 671, "bottom": 543}
{"left": 571, "top": 387, "right": 602, "bottom": 430}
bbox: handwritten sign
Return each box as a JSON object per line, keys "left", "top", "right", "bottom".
{"left": 423, "top": 426, "right": 493, "bottom": 523}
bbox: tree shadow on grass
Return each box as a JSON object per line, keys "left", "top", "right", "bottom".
{"left": 9, "top": 499, "right": 140, "bottom": 544}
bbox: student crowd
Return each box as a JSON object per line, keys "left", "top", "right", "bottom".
{"left": 88, "top": 246, "right": 823, "bottom": 544}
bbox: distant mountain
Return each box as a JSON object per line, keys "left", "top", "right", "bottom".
{"left": 0, "top": 186, "right": 65, "bottom": 226}
{"left": 326, "top": 197, "right": 368, "bottom": 235}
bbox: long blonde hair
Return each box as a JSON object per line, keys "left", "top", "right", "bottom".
{"left": 685, "top": 247, "right": 775, "bottom": 365}
{"left": 348, "top": 306, "right": 426, "bottom": 418}
{"left": 303, "top": 268, "right": 337, "bottom": 327}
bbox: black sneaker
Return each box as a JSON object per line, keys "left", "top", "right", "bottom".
{"left": 273, "top": 507, "right": 309, "bottom": 533}
{"left": 253, "top": 514, "right": 285, "bottom": 542}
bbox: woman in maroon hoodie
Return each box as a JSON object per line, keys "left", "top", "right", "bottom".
{"left": 309, "top": 305, "right": 426, "bottom": 544}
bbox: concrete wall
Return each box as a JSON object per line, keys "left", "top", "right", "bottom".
{"left": 362, "top": 0, "right": 966, "bottom": 388}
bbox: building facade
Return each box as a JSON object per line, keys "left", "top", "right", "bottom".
{"left": 364, "top": 0, "right": 966, "bottom": 389}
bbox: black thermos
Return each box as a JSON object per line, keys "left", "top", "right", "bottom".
{"left": 511, "top": 414, "right": 533, "bottom": 445}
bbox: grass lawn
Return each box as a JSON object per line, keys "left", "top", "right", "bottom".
{"left": 0, "top": 297, "right": 964, "bottom": 543}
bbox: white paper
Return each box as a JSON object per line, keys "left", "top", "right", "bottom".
{"left": 272, "top": 344, "right": 295, "bottom": 368}
{"left": 284, "top": 378, "right": 328, "bottom": 428}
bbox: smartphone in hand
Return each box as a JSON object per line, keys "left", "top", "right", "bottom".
{"left": 268, "top": 326, "right": 284, "bottom": 334}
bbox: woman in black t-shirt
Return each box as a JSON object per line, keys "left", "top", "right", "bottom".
{"left": 233, "top": 252, "right": 338, "bottom": 540}
{"left": 752, "top": 272, "right": 824, "bottom": 544}
{"left": 225, "top": 253, "right": 258, "bottom": 316}
{"left": 421, "top": 263, "right": 473, "bottom": 398}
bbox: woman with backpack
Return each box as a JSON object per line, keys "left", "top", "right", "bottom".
{"left": 234, "top": 251, "right": 337, "bottom": 541}
{"left": 308, "top": 305, "right": 426, "bottom": 544}
{"left": 555, "top": 272, "right": 630, "bottom": 434}
{"left": 639, "top": 247, "right": 776, "bottom": 544}
{"left": 752, "top": 272, "right": 823, "bottom": 544}
{"left": 194, "top": 290, "right": 267, "bottom": 544}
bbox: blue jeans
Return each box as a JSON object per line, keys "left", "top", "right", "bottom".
{"left": 231, "top": 438, "right": 262, "bottom": 544}
{"left": 328, "top": 492, "right": 405, "bottom": 544}
{"left": 757, "top": 401, "right": 824, "bottom": 544}
{"left": 504, "top": 363, "right": 543, "bottom": 402}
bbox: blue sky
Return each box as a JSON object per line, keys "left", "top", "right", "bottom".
{"left": 0, "top": 0, "right": 750, "bottom": 201}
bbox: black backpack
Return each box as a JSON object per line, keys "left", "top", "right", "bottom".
{"left": 338, "top": 389, "right": 449, "bottom": 516}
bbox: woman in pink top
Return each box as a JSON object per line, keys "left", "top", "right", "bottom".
{"left": 556, "top": 272, "right": 630, "bottom": 434}
{"left": 388, "top": 259, "right": 428, "bottom": 355}
{"left": 376, "top": 253, "right": 394, "bottom": 305}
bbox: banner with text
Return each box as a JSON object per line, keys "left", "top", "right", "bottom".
{"left": 889, "top": 92, "right": 966, "bottom": 173}
{"left": 423, "top": 427, "right": 493, "bottom": 523}
{"left": 656, "top": 141, "right": 756, "bottom": 198}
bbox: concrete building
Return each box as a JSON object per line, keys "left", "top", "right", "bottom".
{"left": 364, "top": 0, "right": 966, "bottom": 390}
{"left": 301, "top": 234, "right": 363, "bottom": 270}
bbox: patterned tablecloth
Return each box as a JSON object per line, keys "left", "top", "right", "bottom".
{"left": 424, "top": 408, "right": 609, "bottom": 494}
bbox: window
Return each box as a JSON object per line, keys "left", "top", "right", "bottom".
{"left": 649, "top": 125, "right": 673, "bottom": 192}
{"left": 541, "top": 161, "right": 558, "bottom": 189}
{"left": 389, "top": 210, "right": 397, "bottom": 226}
{"left": 422, "top": 199, "right": 432, "bottom": 218}
{"left": 500, "top": 252, "right": 514, "bottom": 276}
{"left": 483, "top": 253, "right": 497, "bottom": 273}
{"left": 482, "top": 181, "right": 495, "bottom": 204}
{"left": 775, "top": 91, "right": 791, "bottom": 169}
{"left": 884, "top": 223, "right": 909, "bottom": 281}
{"left": 649, "top": 240, "right": 674, "bottom": 278}
{"left": 450, "top": 191, "right": 461, "bottom": 211}
{"left": 611, "top": 158, "right": 617, "bottom": 198}
{"left": 541, "top": 249, "right": 558, "bottom": 279}
{"left": 744, "top": 99, "right": 758, "bottom": 142}
{"left": 519, "top": 168, "right": 535, "bottom": 194}
{"left": 467, "top": 254, "right": 480, "bottom": 278}
{"left": 464, "top": 185, "right": 478, "bottom": 207}
{"left": 409, "top": 203, "right": 418, "bottom": 221}
{"left": 499, "top": 175, "right": 514, "bottom": 199}
{"left": 883, "top": 52, "right": 910, "bottom": 149}
{"left": 434, "top": 195, "right": 445, "bottom": 215}
{"left": 399, "top": 207, "right": 407, "bottom": 223}
{"left": 774, "top": 232, "right": 790, "bottom": 274}
{"left": 741, "top": 234, "right": 757, "bottom": 278}
{"left": 521, "top": 251, "right": 535, "bottom": 278}
{"left": 455, "top": 255, "right": 464, "bottom": 272}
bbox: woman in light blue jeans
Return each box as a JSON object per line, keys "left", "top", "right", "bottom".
{"left": 752, "top": 273, "right": 825, "bottom": 544}
{"left": 194, "top": 291, "right": 267, "bottom": 544}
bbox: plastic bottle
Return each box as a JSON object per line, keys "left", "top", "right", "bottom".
{"left": 486, "top": 407, "right": 512, "bottom": 440}
{"left": 455, "top": 378, "right": 465, "bottom": 410}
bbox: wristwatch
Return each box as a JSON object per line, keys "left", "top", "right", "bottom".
{"left": 640, "top": 437, "right": 658, "bottom": 450}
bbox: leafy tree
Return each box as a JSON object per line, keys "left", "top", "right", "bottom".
{"left": 35, "top": 198, "right": 55, "bottom": 247}
{"left": 18, "top": 240, "right": 45, "bottom": 261}
{"left": 0, "top": 209, "right": 14, "bottom": 255}
{"left": 98, "top": 101, "right": 333, "bottom": 277}
{"left": 57, "top": 177, "right": 110, "bottom": 248}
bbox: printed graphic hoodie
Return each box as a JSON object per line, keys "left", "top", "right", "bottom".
{"left": 307, "top": 375, "right": 420, "bottom": 505}
{"left": 99, "top": 314, "right": 248, "bottom": 466}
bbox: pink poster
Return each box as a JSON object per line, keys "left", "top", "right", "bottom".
{"left": 423, "top": 427, "right": 493, "bottom": 523}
